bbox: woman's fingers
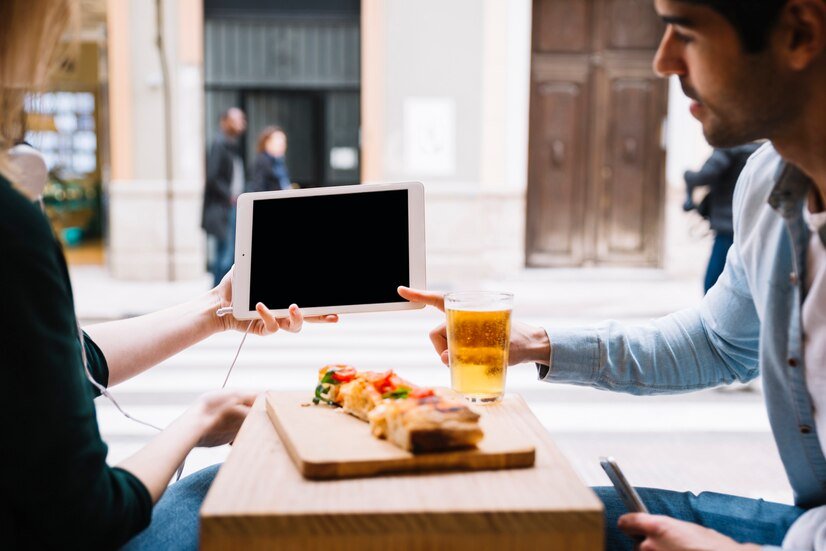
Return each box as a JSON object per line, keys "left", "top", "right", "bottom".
{"left": 398, "top": 286, "right": 446, "bottom": 312}
{"left": 278, "top": 304, "right": 304, "bottom": 333}
{"left": 255, "top": 302, "right": 280, "bottom": 334}
{"left": 235, "top": 390, "right": 259, "bottom": 407}
{"left": 254, "top": 304, "right": 337, "bottom": 334}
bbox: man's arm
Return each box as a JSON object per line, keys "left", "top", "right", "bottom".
{"left": 399, "top": 247, "right": 760, "bottom": 395}
{"left": 541, "top": 240, "right": 760, "bottom": 394}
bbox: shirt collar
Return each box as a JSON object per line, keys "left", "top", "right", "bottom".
{"left": 769, "top": 161, "right": 812, "bottom": 218}
{"left": 770, "top": 160, "right": 826, "bottom": 246}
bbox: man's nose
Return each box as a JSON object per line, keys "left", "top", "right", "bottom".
{"left": 652, "top": 27, "right": 686, "bottom": 77}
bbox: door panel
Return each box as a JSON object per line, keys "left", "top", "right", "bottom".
{"left": 526, "top": 60, "right": 591, "bottom": 267}
{"left": 527, "top": 0, "right": 667, "bottom": 268}
{"left": 532, "top": 0, "right": 592, "bottom": 53}
{"left": 598, "top": 0, "right": 664, "bottom": 50}
{"left": 324, "top": 92, "right": 360, "bottom": 185}
{"left": 595, "top": 60, "right": 667, "bottom": 264}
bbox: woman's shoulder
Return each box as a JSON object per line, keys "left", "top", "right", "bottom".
{"left": 0, "top": 175, "right": 59, "bottom": 257}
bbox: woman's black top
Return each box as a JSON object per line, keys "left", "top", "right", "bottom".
{"left": 0, "top": 174, "right": 151, "bottom": 549}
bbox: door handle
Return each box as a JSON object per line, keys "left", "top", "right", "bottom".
{"left": 622, "top": 137, "right": 638, "bottom": 163}
{"left": 551, "top": 139, "right": 565, "bottom": 167}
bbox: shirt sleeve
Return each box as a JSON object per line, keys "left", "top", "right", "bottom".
{"left": 537, "top": 232, "right": 761, "bottom": 395}
{"left": 0, "top": 192, "right": 152, "bottom": 549}
{"left": 83, "top": 330, "right": 109, "bottom": 396}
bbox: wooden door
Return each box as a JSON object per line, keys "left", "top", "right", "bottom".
{"left": 527, "top": 0, "right": 667, "bottom": 267}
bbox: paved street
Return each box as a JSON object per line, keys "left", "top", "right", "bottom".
{"left": 72, "top": 264, "right": 793, "bottom": 506}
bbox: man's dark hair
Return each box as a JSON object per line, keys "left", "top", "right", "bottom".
{"left": 679, "top": 0, "right": 788, "bottom": 52}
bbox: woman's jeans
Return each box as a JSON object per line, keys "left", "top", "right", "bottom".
{"left": 597, "top": 486, "right": 805, "bottom": 550}
{"left": 121, "top": 464, "right": 220, "bottom": 551}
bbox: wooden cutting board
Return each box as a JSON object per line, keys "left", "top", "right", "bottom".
{"left": 264, "top": 390, "right": 536, "bottom": 480}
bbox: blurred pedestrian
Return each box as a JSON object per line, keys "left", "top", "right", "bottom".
{"left": 683, "top": 143, "right": 760, "bottom": 293}
{"left": 202, "top": 107, "right": 246, "bottom": 286}
{"left": 249, "top": 125, "right": 293, "bottom": 192}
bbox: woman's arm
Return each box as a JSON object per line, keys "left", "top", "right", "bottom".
{"left": 83, "top": 291, "right": 220, "bottom": 386}
{"left": 84, "top": 270, "right": 338, "bottom": 387}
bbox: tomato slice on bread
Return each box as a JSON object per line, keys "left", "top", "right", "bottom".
{"left": 332, "top": 366, "right": 357, "bottom": 383}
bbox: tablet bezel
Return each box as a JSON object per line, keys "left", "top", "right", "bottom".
{"left": 232, "top": 182, "right": 426, "bottom": 320}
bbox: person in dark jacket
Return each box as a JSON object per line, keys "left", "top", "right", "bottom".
{"left": 248, "top": 125, "right": 293, "bottom": 193}
{"left": 683, "top": 143, "right": 761, "bottom": 293}
{"left": 202, "top": 108, "right": 247, "bottom": 286}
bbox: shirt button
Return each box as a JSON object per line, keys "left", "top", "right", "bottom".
{"left": 800, "top": 425, "right": 813, "bottom": 434}
{"left": 790, "top": 272, "right": 799, "bottom": 285}
{"left": 788, "top": 358, "right": 799, "bottom": 367}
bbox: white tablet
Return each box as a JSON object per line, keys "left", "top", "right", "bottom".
{"left": 232, "top": 182, "right": 426, "bottom": 320}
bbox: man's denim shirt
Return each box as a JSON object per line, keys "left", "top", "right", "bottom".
{"left": 540, "top": 143, "right": 826, "bottom": 510}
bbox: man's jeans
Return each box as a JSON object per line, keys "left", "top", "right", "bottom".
{"left": 596, "top": 486, "right": 805, "bottom": 550}
{"left": 121, "top": 464, "right": 220, "bottom": 551}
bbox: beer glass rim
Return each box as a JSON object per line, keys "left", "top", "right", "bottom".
{"left": 444, "top": 291, "right": 514, "bottom": 309}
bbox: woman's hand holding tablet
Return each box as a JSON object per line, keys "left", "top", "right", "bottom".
{"left": 212, "top": 267, "right": 339, "bottom": 333}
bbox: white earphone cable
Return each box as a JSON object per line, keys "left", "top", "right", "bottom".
{"left": 221, "top": 319, "right": 254, "bottom": 389}
{"left": 78, "top": 309, "right": 254, "bottom": 482}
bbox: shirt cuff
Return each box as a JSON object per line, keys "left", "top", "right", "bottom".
{"left": 535, "top": 327, "right": 600, "bottom": 386}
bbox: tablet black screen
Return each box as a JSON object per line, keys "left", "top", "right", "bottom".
{"left": 248, "top": 189, "right": 410, "bottom": 310}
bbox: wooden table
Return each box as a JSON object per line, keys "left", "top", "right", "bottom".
{"left": 200, "top": 394, "right": 604, "bottom": 550}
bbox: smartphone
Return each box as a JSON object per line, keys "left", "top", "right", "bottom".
{"left": 599, "top": 456, "right": 649, "bottom": 514}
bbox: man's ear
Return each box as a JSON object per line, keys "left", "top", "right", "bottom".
{"left": 778, "top": 0, "right": 826, "bottom": 71}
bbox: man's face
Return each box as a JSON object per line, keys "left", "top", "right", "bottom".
{"left": 652, "top": 0, "right": 795, "bottom": 147}
{"left": 223, "top": 108, "right": 247, "bottom": 138}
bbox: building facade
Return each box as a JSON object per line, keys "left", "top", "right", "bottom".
{"left": 101, "top": 0, "right": 710, "bottom": 284}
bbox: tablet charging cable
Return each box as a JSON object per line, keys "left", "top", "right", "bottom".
{"left": 215, "top": 307, "right": 254, "bottom": 389}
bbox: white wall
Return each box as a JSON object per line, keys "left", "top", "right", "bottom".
{"left": 665, "top": 76, "right": 712, "bottom": 188}
{"left": 107, "top": 0, "right": 206, "bottom": 281}
{"left": 662, "top": 76, "right": 715, "bottom": 278}
{"left": 377, "top": 0, "right": 532, "bottom": 286}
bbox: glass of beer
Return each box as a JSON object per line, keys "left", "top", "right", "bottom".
{"left": 445, "top": 291, "right": 513, "bottom": 403}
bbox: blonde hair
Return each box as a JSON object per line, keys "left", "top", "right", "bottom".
{"left": 0, "top": 0, "right": 79, "bottom": 180}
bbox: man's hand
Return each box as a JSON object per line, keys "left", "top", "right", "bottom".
{"left": 397, "top": 286, "right": 551, "bottom": 366}
{"left": 618, "top": 514, "right": 761, "bottom": 551}
{"left": 212, "top": 267, "right": 339, "bottom": 335}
